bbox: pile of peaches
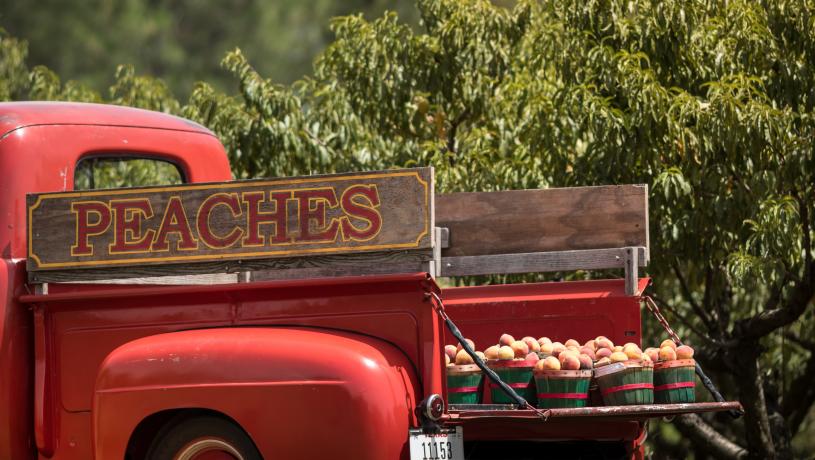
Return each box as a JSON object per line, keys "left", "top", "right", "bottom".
{"left": 444, "top": 334, "right": 694, "bottom": 372}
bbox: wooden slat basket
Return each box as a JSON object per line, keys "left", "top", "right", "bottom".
{"left": 653, "top": 359, "right": 696, "bottom": 404}
{"left": 533, "top": 369, "right": 593, "bottom": 409}
{"left": 446, "top": 364, "right": 483, "bottom": 404}
{"left": 594, "top": 360, "right": 654, "bottom": 406}
{"left": 486, "top": 360, "right": 536, "bottom": 406}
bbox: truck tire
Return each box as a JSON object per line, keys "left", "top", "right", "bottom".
{"left": 146, "top": 415, "right": 262, "bottom": 460}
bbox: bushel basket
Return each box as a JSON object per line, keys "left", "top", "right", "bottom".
{"left": 593, "top": 360, "right": 654, "bottom": 406}
{"left": 533, "top": 369, "right": 592, "bottom": 409}
{"left": 446, "top": 364, "right": 483, "bottom": 404}
{"left": 653, "top": 359, "right": 696, "bottom": 404}
{"left": 486, "top": 359, "right": 536, "bottom": 406}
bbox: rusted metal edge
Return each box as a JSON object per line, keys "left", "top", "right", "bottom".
{"left": 446, "top": 401, "right": 743, "bottom": 421}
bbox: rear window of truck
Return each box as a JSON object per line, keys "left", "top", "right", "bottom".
{"left": 74, "top": 157, "right": 184, "bottom": 190}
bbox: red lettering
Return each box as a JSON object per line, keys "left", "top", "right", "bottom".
{"left": 151, "top": 197, "right": 198, "bottom": 251}
{"left": 109, "top": 199, "right": 154, "bottom": 253}
{"left": 294, "top": 188, "right": 340, "bottom": 242}
{"left": 242, "top": 191, "right": 290, "bottom": 246}
{"left": 340, "top": 185, "right": 381, "bottom": 241}
{"left": 71, "top": 201, "right": 111, "bottom": 256}
{"left": 198, "top": 193, "right": 243, "bottom": 249}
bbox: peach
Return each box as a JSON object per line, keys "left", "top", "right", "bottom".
{"left": 551, "top": 342, "right": 566, "bottom": 357}
{"left": 565, "top": 339, "right": 581, "bottom": 348}
{"left": 676, "top": 345, "right": 694, "bottom": 359}
{"left": 536, "top": 356, "right": 561, "bottom": 371}
{"left": 644, "top": 348, "right": 660, "bottom": 362}
{"left": 455, "top": 349, "right": 474, "bottom": 365}
{"left": 560, "top": 352, "right": 581, "bottom": 370}
{"left": 499, "top": 334, "right": 516, "bottom": 347}
{"left": 641, "top": 353, "right": 652, "bottom": 363}
{"left": 595, "top": 348, "right": 613, "bottom": 360}
{"left": 484, "top": 345, "right": 501, "bottom": 360}
{"left": 456, "top": 338, "right": 475, "bottom": 354}
{"left": 613, "top": 345, "right": 624, "bottom": 353}
{"left": 522, "top": 336, "right": 541, "bottom": 353}
{"left": 525, "top": 352, "right": 540, "bottom": 364}
{"left": 540, "top": 342, "right": 554, "bottom": 354}
{"left": 659, "top": 346, "right": 677, "bottom": 361}
{"left": 610, "top": 351, "right": 629, "bottom": 363}
{"left": 579, "top": 347, "right": 596, "bottom": 360}
{"left": 595, "top": 336, "right": 614, "bottom": 350}
{"left": 566, "top": 345, "right": 581, "bottom": 354}
{"left": 498, "top": 345, "right": 515, "bottom": 360}
{"left": 444, "top": 345, "right": 457, "bottom": 360}
{"left": 511, "top": 340, "right": 530, "bottom": 358}
{"left": 538, "top": 336, "right": 553, "bottom": 346}
{"left": 578, "top": 354, "right": 593, "bottom": 370}
{"left": 595, "top": 357, "right": 612, "bottom": 367}
{"left": 583, "top": 340, "right": 597, "bottom": 351}
{"left": 660, "top": 339, "right": 677, "bottom": 350}
{"left": 624, "top": 347, "right": 642, "bottom": 360}
{"left": 475, "top": 351, "right": 486, "bottom": 361}
{"left": 445, "top": 354, "right": 451, "bottom": 366}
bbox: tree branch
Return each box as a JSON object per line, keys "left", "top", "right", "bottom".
{"left": 782, "top": 331, "right": 815, "bottom": 350}
{"left": 650, "top": 294, "right": 725, "bottom": 347}
{"left": 780, "top": 347, "right": 815, "bottom": 436}
{"left": 736, "top": 344, "right": 776, "bottom": 459}
{"left": 673, "top": 414, "right": 748, "bottom": 460}
{"left": 445, "top": 108, "right": 469, "bottom": 156}
{"left": 732, "top": 268, "right": 814, "bottom": 343}
{"left": 672, "top": 259, "right": 716, "bottom": 331}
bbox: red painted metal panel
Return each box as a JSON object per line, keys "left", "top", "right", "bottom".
{"left": 0, "top": 259, "right": 34, "bottom": 460}
{"left": 93, "top": 327, "right": 421, "bottom": 459}
{"left": 441, "top": 278, "right": 649, "bottom": 353}
{"left": 20, "top": 273, "right": 442, "bottom": 459}
{"left": 0, "top": 101, "right": 211, "bottom": 138}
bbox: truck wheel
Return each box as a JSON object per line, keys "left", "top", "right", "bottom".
{"left": 147, "top": 415, "right": 262, "bottom": 460}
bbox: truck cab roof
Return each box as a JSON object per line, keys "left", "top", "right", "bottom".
{"left": 0, "top": 101, "right": 212, "bottom": 139}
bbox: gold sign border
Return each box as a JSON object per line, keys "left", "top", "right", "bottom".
{"left": 28, "top": 170, "right": 430, "bottom": 270}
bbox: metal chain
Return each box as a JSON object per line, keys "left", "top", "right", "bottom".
{"left": 642, "top": 296, "right": 742, "bottom": 418}
{"left": 427, "top": 291, "right": 550, "bottom": 420}
{"left": 643, "top": 296, "right": 683, "bottom": 346}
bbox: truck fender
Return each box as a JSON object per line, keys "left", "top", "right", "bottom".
{"left": 93, "top": 327, "right": 421, "bottom": 460}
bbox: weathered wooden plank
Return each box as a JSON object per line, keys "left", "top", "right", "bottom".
{"left": 436, "top": 185, "right": 648, "bottom": 258}
{"left": 439, "top": 247, "right": 648, "bottom": 277}
{"left": 29, "top": 249, "right": 432, "bottom": 283}
{"left": 27, "top": 167, "right": 433, "bottom": 279}
{"left": 63, "top": 273, "right": 241, "bottom": 285}
{"left": 250, "top": 250, "right": 432, "bottom": 281}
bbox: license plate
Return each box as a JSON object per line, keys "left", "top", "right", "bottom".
{"left": 409, "top": 427, "right": 464, "bottom": 460}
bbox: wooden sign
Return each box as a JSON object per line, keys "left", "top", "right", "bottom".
{"left": 27, "top": 168, "right": 432, "bottom": 279}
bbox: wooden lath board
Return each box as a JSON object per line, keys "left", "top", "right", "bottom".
{"left": 436, "top": 184, "right": 649, "bottom": 259}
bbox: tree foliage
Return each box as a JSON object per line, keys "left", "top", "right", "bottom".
{"left": 3, "top": 1, "right": 815, "bottom": 457}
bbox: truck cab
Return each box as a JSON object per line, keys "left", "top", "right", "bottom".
{"left": 0, "top": 102, "right": 740, "bottom": 460}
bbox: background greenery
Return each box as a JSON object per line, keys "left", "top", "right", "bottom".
{"left": 2, "top": 1, "right": 814, "bottom": 458}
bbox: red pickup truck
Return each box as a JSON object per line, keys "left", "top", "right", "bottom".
{"left": 0, "top": 102, "right": 739, "bottom": 460}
